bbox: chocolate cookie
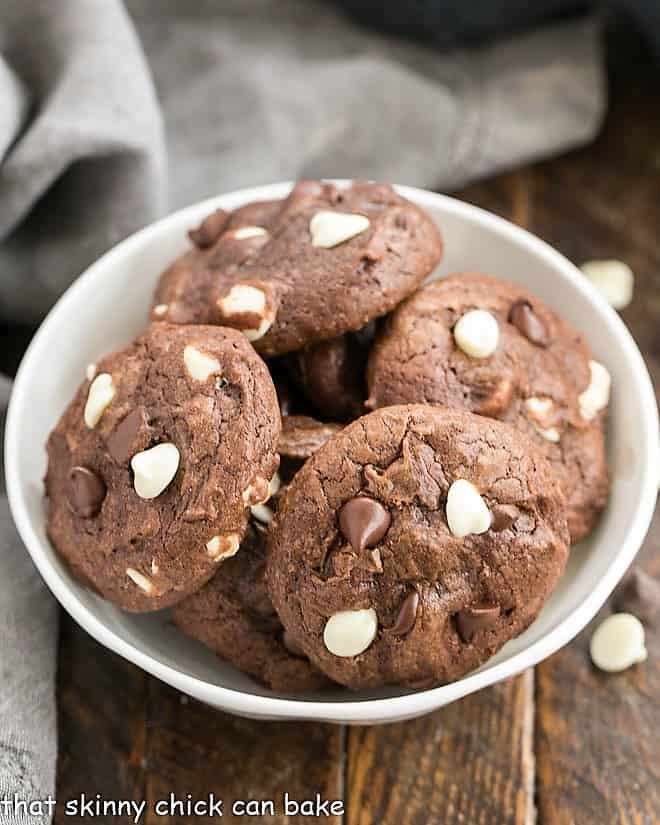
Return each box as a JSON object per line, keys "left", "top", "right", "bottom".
{"left": 46, "top": 323, "right": 280, "bottom": 611}
{"left": 267, "top": 405, "right": 570, "bottom": 690}
{"left": 151, "top": 181, "right": 443, "bottom": 356}
{"left": 152, "top": 200, "right": 282, "bottom": 325}
{"left": 366, "top": 273, "right": 610, "bottom": 541}
{"left": 174, "top": 520, "right": 329, "bottom": 692}
{"left": 288, "top": 321, "right": 377, "bottom": 423}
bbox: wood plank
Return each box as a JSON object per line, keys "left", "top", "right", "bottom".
{"left": 55, "top": 616, "right": 345, "bottom": 824}
{"left": 346, "top": 671, "right": 535, "bottom": 825}
{"left": 143, "top": 681, "right": 344, "bottom": 824}
{"left": 55, "top": 615, "right": 148, "bottom": 824}
{"left": 532, "top": 26, "right": 660, "bottom": 825}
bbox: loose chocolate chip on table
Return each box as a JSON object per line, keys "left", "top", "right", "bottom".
{"left": 508, "top": 300, "right": 550, "bottom": 347}
{"left": 66, "top": 466, "right": 106, "bottom": 518}
{"left": 338, "top": 496, "right": 391, "bottom": 553}
{"left": 455, "top": 604, "right": 500, "bottom": 643}
{"left": 388, "top": 591, "right": 419, "bottom": 636}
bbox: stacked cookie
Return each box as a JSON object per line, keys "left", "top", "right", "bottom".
{"left": 45, "top": 180, "right": 610, "bottom": 692}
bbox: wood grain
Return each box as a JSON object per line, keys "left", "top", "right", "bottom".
{"left": 346, "top": 671, "right": 535, "bottom": 825}
{"left": 54, "top": 617, "right": 344, "bottom": 825}
{"left": 55, "top": 615, "right": 148, "bottom": 823}
{"left": 143, "top": 681, "right": 344, "bottom": 824}
{"left": 530, "top": 28, "right": 660, "bottom": 825}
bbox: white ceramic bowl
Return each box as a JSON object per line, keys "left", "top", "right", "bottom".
{"left": 5, "top": 183, "right": 658, "bottom": 724}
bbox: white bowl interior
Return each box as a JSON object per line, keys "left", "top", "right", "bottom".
{"left": 6, "top": 183, "right": 658, "bottom": 723}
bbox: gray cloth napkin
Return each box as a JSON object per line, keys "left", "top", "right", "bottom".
{"left": 0, "top": 378, "right": 57, "bottom": 823}
{"left": 0, "top": 0, "right": 605, "bottom": 819}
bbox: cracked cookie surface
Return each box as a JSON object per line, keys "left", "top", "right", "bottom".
{"left": 267, "top": 405, "right": 570, "bottom": 690}
{"left": 366, "top": 273, "right": 609, "bottom": 541}
{"left": 152, "top": 181, "right": 443, "bottom": 356}
{"left": 46, "top": 323, "right": 280, "bottom": 611}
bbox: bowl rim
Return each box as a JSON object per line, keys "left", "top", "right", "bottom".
{"left": 5, "top": 181, "right": 658, "bottom": 722}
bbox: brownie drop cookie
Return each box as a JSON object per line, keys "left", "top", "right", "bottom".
{"left": 152, "top": 181, "right": 443, "bottom": 356}
{"left": 288, "top": 321, "right": 377, "bottom": 423}
{"left": 268, "top": 405, "right": 570, "bottom": 690}
{"left": 152, "top": 200, "right": 282, "bottom": 325}
{"left": 366, "top": 273, "right": 610, "bottom": 541}
{"left": 174, "top": 520, "right": 329, "bottom": 692}
{"left": 46, "top": 323, "right": 280, "bottom": 611}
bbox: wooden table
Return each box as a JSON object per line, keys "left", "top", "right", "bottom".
{"left": 8, "top": 23, "right": 658, "bottom": 825}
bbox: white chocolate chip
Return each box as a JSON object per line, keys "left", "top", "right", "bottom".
{"left": 268, "top": 471, "right": 281, "bottom": 499}
{"left": 152, "top": 303, "right": 169, "bottom": 318}
{"left": 251, "top": 503, "right": 274, "bottom": 524}
{"left": 453, "top": 310, "right": 499, "bottom": 359}
{"left": 323, "top": 608, "right": 378, "bottom": 657}
{"left": 217, "top": 284, "right": 274, "bottom": 342}
{"left": 581, "top": 260, "right": 634, "bottom": 310}
{"left": 525, "top": 396, "right": 561, "bottom": 443}
{"left": 446, "top": 479, "right": 491, "bottom": 538}
{"left": 229, "top": 226, "right": 269, "bottom": 240}
{"left": 183, "top": 345, "right": 221, "bottom": 382}
{"left": 309, "top": 211, "right": 370, "bottom": 248}
{"left": 84, "top": 373, "right": 116, "bottom": 429}
{"left": 242, "top": 476, "right": 270, "bottom": 506}
{"left": 126, "top": 568, "right": 155, "bottom": 594}
{"left": 206, "top": 533, "right": 240, "bottom": 561}
{"left": 578, "top": 360, "right": 611, "bottom": 421}
{"left": 150, "top": 559, "right": 159, "bottom": 575}
{"left": 86, "top": 363, "right": 97, "bottom": 381}
{"left": 131, "top": 443, "right": 180, "bottom": 499}
{"left": 590, "top": 613, "right": 647, "bottom": 672}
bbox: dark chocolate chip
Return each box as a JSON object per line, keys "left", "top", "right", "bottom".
{"left": 106, "top": 408, "right": 147, "bottom": 464}
{"left": 470, "top": 377, "right": 514, "bottom": 417}
{"left": 282, "top": 630, "right": 306, "bottom": 658}
{"left": 388, "top": 591, "right": 419, "bottom": 637}
{"left": 508, "top": 300, "right": 550, "bottom": 347}
{"left": 279, "top": 416, "right": 342, "bottom": 461}
{"left": 455, "top": 604, "right": 500, "bottom": 643}
{"left": 490, "top": 504, "right": 520, "bottom": 532}
{"left": 188, "top": 208, "right": 230, "bottom": 248}
{"left": 67, "top": 467, "right": 106, "bottom": 518}
{"left": 613, "top": 568, "right": 660, "bottom": 625}
{"left": 338, "top": 496, "right": 391, "bottom": 553}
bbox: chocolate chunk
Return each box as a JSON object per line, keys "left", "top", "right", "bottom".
{"left": 106, "top": 408, "right": 148, "bottom": 464}
{"left": 613, "top": 568, "right": 660, "bottom": 625}
{"left": 281, "top": 630, "right": 306, "bottom": 658}
{"left": 293, "top": 321, "right": 377, "bottom": 423}
{"left": 338, "top": 496, "right": 391, "bottom": 553}
{"left": 278, "top": 415, "right": 342, "bottom": 461}
{"left": 490, "top": 504, "right": 520, "bottom": 532}
{"left": 508, "top": 300, "right": 549, "bottom": 347}
{"left": 455, "top": 604, "right": 500, "bottom": 643}
{"left": 388, "top": 591, "right": 419, "bottom": 636}
{"left": 470, "top": 377, "right": 514, "bottom": 417}
{"left": 188, "top": 208, "right": 230, "bottom": 248}
{"left": 66, "top": 466, "right": 106, "bottom": 518}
